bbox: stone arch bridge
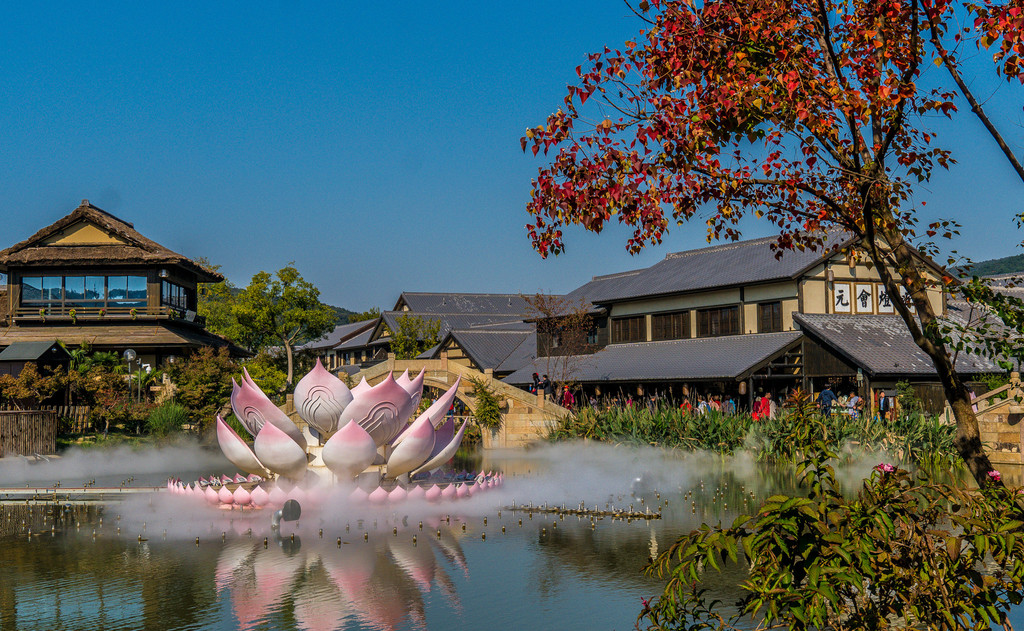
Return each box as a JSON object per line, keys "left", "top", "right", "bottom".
{"left": 347, "top": 353, "right": 569, "bottom": 448}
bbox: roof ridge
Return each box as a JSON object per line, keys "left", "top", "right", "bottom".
{"left": 591, "top": 269, "right": 644, "bottom": 281}
{"left": 663, "top": 235, "right": 778, "bottom": 259}
{"left": 401, "top": 291, "right": 531, "bottom": 297}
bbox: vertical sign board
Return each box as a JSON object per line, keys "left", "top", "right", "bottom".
{"left": 833, "top": 283, "right": 852, "bottom": 313}
{"left": 876, "top": 284, "right": 895, "bottom": 313}
{"left": 855, "top": 284, "right": 874, "bottom": 313}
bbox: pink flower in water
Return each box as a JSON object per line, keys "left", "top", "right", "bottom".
{"left": 874, "top": 463, "right": 896, "bottom": 474}
{"left": 988, "top": 470, "right": 1002, "bottom": 483}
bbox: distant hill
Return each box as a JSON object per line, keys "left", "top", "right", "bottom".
{"left": 327, "top": 304, "right": 357, "bottom": 325}
{"left": 966, "top": 254, "right": 1024, "bottom": 277}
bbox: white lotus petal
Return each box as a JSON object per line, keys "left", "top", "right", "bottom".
{"left": 216, "top": 416, "right": 267, "bottom": 476}
{"left": 321, "top": 421, "right": 378, "bottom": 481}
{"left": 294, "top": 359, "right": 353, "bottom": 435}
{"left": 254, "top": 422, "right": 309, "bottom": 481}
{"left": 337, "top": 372, "right": 411, "bottom": 446}
{"left": 386, "top": 416, "right": 435, "bottom": 479}
{"left": 411, "top": 418, "right": 469, "bottom": 476}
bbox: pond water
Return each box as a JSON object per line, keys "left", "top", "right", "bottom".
{"left": 0, "top": 443, "right": 1020, "bottom": 630}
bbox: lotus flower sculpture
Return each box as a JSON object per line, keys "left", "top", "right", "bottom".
{"left": 221, "top": 359, "right": 470, "bottom": 485}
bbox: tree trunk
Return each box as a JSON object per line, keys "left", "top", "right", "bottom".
{"left": 867, "top": 218, "right": 996, "bottom": 486}
{"left": 284, "top": 340, "right": 294, "bottom": 386}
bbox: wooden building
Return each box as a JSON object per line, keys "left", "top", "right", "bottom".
{"left": 504, "top": 232, "right": 1001, "bottom": 412}
{"left": 0, "top": 200, "right": 244, "bottom": 367}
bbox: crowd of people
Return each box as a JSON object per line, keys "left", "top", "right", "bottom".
{"left": 529, "top": 371, "right": 906, "bottom": 422}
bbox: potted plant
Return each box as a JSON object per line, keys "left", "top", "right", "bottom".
{"left": 38, "top": 307, "right": 46, "bottom": 320}
{"left": 98, "top": 307, "right": 106, "bottom": 318}
{"left": 69, "top": 307, "right": 77, "bottom": 324}
{"left": 130, "top": 308, "right": 138, "bottom": 320}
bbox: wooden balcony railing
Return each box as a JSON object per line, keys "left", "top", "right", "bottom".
{"left": 13, "top": 305, "right": 206, "bottom": 327}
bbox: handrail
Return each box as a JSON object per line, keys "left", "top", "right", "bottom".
{"left": 13, "top": 305, "right": 206, "bottom": 326}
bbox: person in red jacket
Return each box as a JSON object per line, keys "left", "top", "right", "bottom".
{"left": 560, "top": 386, "right": 575, "bottom": 410}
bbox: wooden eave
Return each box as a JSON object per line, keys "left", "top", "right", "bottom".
{"left": 0, "top": 200, "right": 222, "bottom": 282}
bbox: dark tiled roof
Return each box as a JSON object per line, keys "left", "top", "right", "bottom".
{"left": 333, "top": 328, "right": 375, "bottom": 351}
{"left": 794, "top": 313, "right": 1002, "bottom": 376}
{"left": 395, "top": 292, "right": 538, "bottom": 315}
{"left": 0, "top": 341, "right": 66, "bottom": 361}
{"left": 298, "top": 319, "right": 377, "bottom": 351}
{"left": 0, "top": 200, "right": 222, "bottom": 282}
{"left": 590, "top": 232, "right": 852, "bottom": 304}
{"left": 495, "top": 331, "right": 537, "bottom": 374}
{"left": 448, "top": 329, "right": 534, "bottom": 371}
{"left": 558, "top": 269, "right": 646, "bottom": 315}
{"left": 380, "top": 311, "right": 531, "bottom": 341}
{"left": 0, "top": 323, "right": 246, "bottom": 355}
{"left": 503, "top": 331, "right": 802, "bottom": 385}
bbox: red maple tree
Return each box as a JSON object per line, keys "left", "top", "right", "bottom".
{"left": 523, "top": 0, "right": 1024, "bottom": 484}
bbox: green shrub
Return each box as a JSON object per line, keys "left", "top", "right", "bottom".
{"left": 469, "top": 377, "right": 503, "bottom": 431}
{"left": 146, "top": 401, "right": 189, "bottom": 437}
{"left": 640, "top": 393, "right": 1024, "bottom": 630}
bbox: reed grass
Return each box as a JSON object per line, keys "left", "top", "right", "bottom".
{"left": 548, "top": 403, "right": 958, "bottom": 467}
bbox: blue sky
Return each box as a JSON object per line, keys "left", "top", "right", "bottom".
{"left": 1, "top": 2, "right": 1021, "bottom": 310}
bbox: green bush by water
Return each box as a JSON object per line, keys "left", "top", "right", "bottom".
{"left": 549, "top": 403, "right": 957, "bottom": 467}
{"left": 146, "top": 401, "right": 189, "bottom": 437}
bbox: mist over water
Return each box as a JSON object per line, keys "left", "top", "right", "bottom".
{"left": 0, "top": 439, "right": 233, "bottom": 487}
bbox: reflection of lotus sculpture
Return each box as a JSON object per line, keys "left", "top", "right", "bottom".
{"left": 216, "top": 360, "right": 472, "bottom": 486}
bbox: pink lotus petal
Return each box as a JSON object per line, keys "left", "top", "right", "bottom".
{"left": 294, "top": 359, "right": 353, "bottom": 435}
{"left": 233, "top": 486, "right": 252, "bottom": 505}
{"left": 455, "top": 484, "right": 468, "bottom": 499}
{"left": 205, "top": 485, "right": 220, "bottom": 505}
{"left": 399, "top": 368, "right": 425, "bottom": 422}
{"left": 349, "top": 487, "right": 369, "bottom": 503}
{"left": 441, "top": 484, "right": 457, "bottom": 500}
{"left": 424, "top": 485, "right": 442, "bottom": 502}
{"left": 351, "top": 376, "right": 372, "bottom": 397}
{"left": 389, "top": 486, "right": 408, "bottom": 503}
{"left": 407, "top": 485, "right": 426, "bottom": 500}
{"left": 367, "top": 486, "right": 389, "bottom": 504}
{"left": 386, "top": 416, "right": 435, "bottom": 478}
{"left": 338, "top": 372, "right": 411, "bottom": 446}
{"left": 216, "top": 416, "right": 267, "bottom": 476}
{"left": 395, "top": 369, "right": 411, "bottom": 388}
{"left": 322, "top": 420, "right": 378, "bottom": 481}
{"left": 219, "top": 486, "right": 235, "bottom": 504}
{"left": 254, "top": 421, "right": 309, "bottom": 481}
{"left": 268, "top": 486, "right": 288, "bottom": 506}
{"left": 234, "top": 369, "right": 307, "bottom": 450}
{"left": 251, "top": 485, "right": 270, "bottom": 507}
{"left": 412, "top": 418, "right": 469, "bottom": 476}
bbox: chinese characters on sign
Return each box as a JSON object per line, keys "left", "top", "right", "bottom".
{"left": 855, "top": 284, "right": 873, "bottom": 313}
{"left": 833, "top": 283, "right": 852, "bottom": 313}
{"left": 877, "top": 284, "right": 894, "bottom": 313}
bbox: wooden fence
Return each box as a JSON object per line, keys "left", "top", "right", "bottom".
{"left": 0, "top": 410, "right": 58, "bottom": 456}
{"left": 0, "top": 405, "right": 91, "bottom": 434}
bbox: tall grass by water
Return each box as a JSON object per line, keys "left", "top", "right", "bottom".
{"left": 549, "top": 403, "right": 957, "bottom": 467}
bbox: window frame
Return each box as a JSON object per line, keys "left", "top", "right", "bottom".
{"left": 611, "top": 315, "right": 646, "bottom": 344}
{"left": 696, "top": 305, "right": 741, "bottom": 338}
{"left": 757, "top": 301, "right": 783, "bottom": 333}
{"left": 651, "top": 310, "right": 690, "bottom": 341}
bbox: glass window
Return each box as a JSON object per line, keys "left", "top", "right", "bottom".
{"left": 41, "top": 277, "right": 62, "bottom": 301}
{"left": 612, "top": 316, "right": 646, "bottom": 343}
{"left": 161, "top": 281, "right": 188, "bottom": 310}
{"left": 84, "top": 276, "right": 104, "bottom": 300}
{"left": 758, "top": 301, "right": 783, "bottom": 333}
{"left": 127, "top": 276, "right": 147, "bottom": 301}
{"left": 107, "top": 276, "right": 128, "bottom": 301}
{"left": 652, "top": 311, "right": 690, "bottom": 341}
{"left": 697, "top": 306, "right": 740, "bottom": 337}
{"left": 21, "top": 277, "right": 42, "bottom": 301}
{"left": 64, "top": 276, "right": 86, "bottom": 305}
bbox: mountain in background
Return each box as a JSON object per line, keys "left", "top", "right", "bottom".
{"left": 965, "top": 254, "right": 1024, "bottom": 277}
{"left": 327, "top": 304, "right": 357, "bottom": 325}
